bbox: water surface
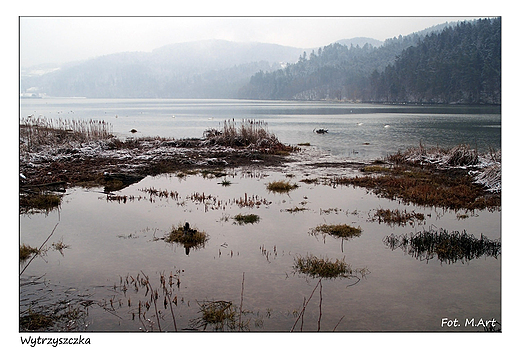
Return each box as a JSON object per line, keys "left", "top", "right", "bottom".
{"left": 20, "top": 98, "right": 501, "bottom": 160}
{"left": 19, "top": 99, "right": 501, "bottom": 331}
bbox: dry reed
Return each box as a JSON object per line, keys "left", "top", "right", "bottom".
{"left": 20, "top": 116, "right": 113, "bottom": 153}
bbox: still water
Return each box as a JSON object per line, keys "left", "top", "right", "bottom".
{"left": 19, "top": 99, "right": 501, "bottom": 332}
{"left": 20, "top": 98, "right": 501, "bottom": 160}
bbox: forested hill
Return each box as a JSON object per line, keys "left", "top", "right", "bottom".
{"left": 370, "top": 18, "right": 501, "bottom": 104}
{"left": 239, "top": 18, "right": 501, "bottom": 105}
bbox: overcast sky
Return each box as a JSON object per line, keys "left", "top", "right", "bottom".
{"left": 20, "top": 16, "right": 482, "bottom": 68}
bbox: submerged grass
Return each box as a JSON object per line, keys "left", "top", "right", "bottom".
{"left": 20, "top": 304, "right": 87, "bottom": 331}
{"left": 383, "top": 228, "right": 501, "bottom": 264}
{"left": 20, "top": 309, "right": 55, "bottom": 331}
{"left": 19, "top": 193, "right": 62, "bottom": 214}
{"left": 189, "top": 300, "right": 239, "bottom": 331}
{"left": 369, "top": 208, "right": 425, "bottom": 226}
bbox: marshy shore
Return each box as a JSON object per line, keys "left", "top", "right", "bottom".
{"left": 19, "top": 118, "right": 296, "bottom": 191}
{"left": 19, "top": 117, "right": 501, "bottom": 332}
{"left": 19, "top": 117, "right": 500, "bottom": 212}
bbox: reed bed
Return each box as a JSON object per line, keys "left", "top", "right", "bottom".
{"left": 383, "top": 228, "right": 501, "bottom": 264}
{"left": 20, "top": 116, "right": 113, "bottom": 153}
{"left": 387, "top": 143, "right": 480, "bottom": 167}
{"left": 204, "top": 119, "right": 294, "bottom": 153}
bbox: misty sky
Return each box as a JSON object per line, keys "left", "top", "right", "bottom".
{"left": 20, "top": 16, "right": 481, "bottom": 68}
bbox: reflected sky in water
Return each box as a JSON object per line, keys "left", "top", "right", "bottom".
{"left": 20, "top": 167, "right": 501, "bottom": 331}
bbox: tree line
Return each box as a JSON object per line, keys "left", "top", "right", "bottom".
{"left": 239, "top": 18, "right": 501, "bottom": 105}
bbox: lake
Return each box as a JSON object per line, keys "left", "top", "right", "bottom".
{"left": 20, "top": 98, "right": 501, "bottom": 160}
{"left": 19, "top": 98, "right": 501, "bottom": 332}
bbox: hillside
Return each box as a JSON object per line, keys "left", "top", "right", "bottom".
{"left": 239, "top": 18, "right": 501, "bottom": 104}
{"left": 369, "top": 18, "right": 501, "bottom": 104}
{"left": 20, "top": 18, "right": 501, "bottom": 104}
{"left": 20, "top": 40, "right": 305, "bottom": 98}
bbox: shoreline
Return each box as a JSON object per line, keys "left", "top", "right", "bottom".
{"left": 19, "top": 116, "right": 501, "bottom": 212}
{"left": 19, "top": 136, "right": 501, "bottom": 212}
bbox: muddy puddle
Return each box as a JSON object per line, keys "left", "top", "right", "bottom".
{"left": 20, "top": 164, "right": 501, "bottom": 332}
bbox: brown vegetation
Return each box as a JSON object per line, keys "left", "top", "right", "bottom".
{"left": 333, "top": 165, "right": 500, "bottom": 210}
{"left": 293, "top": 255, "right": 368, "bottom": 280}
{"left": 203, "top": 119, "right": 296, "bottom": 155}
{"left": 19, "top": 118, "right": 296, "bottom": 211}
{"left": 266, "top": 180, "right": 299, "bottom": 193}
{"left": 310, "top": 223, "right": 362, "bottom": 239}
{"left": 165, "top": 223, "right": 209, "bottom": 249}
{"left": 20, "top": 244, "right": 39, "bottom": 261}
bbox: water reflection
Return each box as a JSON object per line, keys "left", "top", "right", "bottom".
{"left": 19, "top": 168, "right": 501, "bottom": 331}
{"left": 383, "top": 228, "right": 501, "bottom": 264}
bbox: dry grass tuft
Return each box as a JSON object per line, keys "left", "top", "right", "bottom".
{"left": 294, "top": 255, "right": 367, "bottom": 279}
{"left": 165, "top": 223, "right": 209, "bottom": 249}
{"left": 19, "top": 193, "right": 62, "bottom": 214}
{"left": 266, "top": 180, "right": 299, "bottom": 193}
{"left": 20, "top": 244, "right": 39, "bottom": 261}
{"left": 189, "top": 300, "right": 240, "bottom": 331}
{"left": 233, "top": 213, "right": 260, "bottom": 225}
{"left": 310, "top": 224, "right": 362, "bottom": 239}
{"left": 204, "top": 119, "right": 295, "bottom": 154}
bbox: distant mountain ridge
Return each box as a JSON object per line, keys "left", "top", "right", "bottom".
{"left": 20, "top": 18, "right": 497, "bottom": 103}
{"left": 20, "top": 40, "right": 306, "bottom": 98}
